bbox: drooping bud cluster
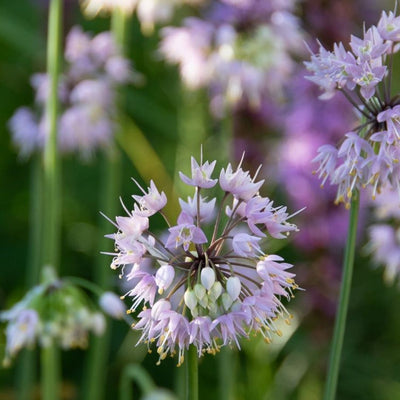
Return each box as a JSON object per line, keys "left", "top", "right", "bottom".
{"left": 306, "top": 9, "right": 400, "bottom": 207}
{"left": 105, "top": 154, "right": 300, "bottom": 365}
{"left": 8, "top": 27, "right": 135, "bottom": 159}
{"left": 0, "top": 267, "right": 106, "bottom": 367}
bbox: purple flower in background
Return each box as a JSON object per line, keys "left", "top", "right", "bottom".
{"left": 8, "top": 27, "right": 134, "bottom": 160}
{"left": 106, "top": 155, "right": 300, "bottom": 364}
{"left": 160, "top": 0, "right": 304, "bottom": 116}
{"left": 306, "top": 9, "right": 400, "bottom": 206}
{"left": 366, "top": 186, "right": 400, "bottom": 285}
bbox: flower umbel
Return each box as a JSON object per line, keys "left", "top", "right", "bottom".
{"left": 0, "top": 267, "right": 105, "bottom": 367}
{"left": 306, "top": 9, "right": 400, "bottom": 207}
{"left": 106, "top": 155, "right": 299, "bottom": 365}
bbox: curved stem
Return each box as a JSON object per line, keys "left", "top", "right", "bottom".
{"left": 323, "top": 193, "right": 360, "bottom": 400}
{"left": 186, "top": 345, "right": 198, "bottom": 400}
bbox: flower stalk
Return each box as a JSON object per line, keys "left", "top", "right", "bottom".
{"left": 83, "top": 8, "right": 126, "bottom": 400}
{"left": 186, "top": 345, "right": 199, "bottom": 400}
{"left": 41, "top": 0, "right": 63, "bottom": 399}
{"left": 42, "top": 0, "right": 62, "bottom": 268}
{"left": 41, "top": 345, "right": 61, "bottom": 400}
{"left": 323, "top": 192, "right": 360, "bottom": 400}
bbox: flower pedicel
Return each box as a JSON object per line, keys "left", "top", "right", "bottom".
{"left": 105, "top": 155, "right": 300, "bottom": 365}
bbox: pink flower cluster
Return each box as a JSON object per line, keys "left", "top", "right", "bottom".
{"left": 106, "top": 155, "right": 299, "bottom": 365}
{"left": 160, "top": 0, "right": 303, "bottom": 116}
{"left": 8, "top": 27, "right": 134, "bottom": 159}
{"left": 306, "top": 10, "right": 400, "bottom": 207}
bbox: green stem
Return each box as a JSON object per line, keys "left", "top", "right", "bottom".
{"left": 40, "top": 1, "right": 63, "bottom": 400}
{"left": 111, "top": 7, "right": 128, "bottom": 46}
{"left": 323, "top": 193, "right": 360, "bottom": 400}
{"left": 83, "top": 10, "right": 125, "bottom": 400}
{"left": 27, "top": 155, "right": 44, "bottom": 285}
{"left": 41, "top": 345, "right": 61, "bottom": 400}
{"left": 174, "top": 86, "right": 207, "bottom": 196}
{"left": 17, "top": 156, "right": 44, "bottom": 400}
{"left": 186, "top": 345, "right": 198, "bottom": 400}
{"left": 42, "top": 0, "right": 62, "bottom": 269}
{"left": 83, "top": 150, "right": 120, "bottom": 400}
{"left": 218, "top": 347, "right": 235, "bottom": 400}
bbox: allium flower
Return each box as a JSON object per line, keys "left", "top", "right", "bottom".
{"left": 366, "top": 186, "right": 400, "bottom": 285}
{"left": 306, "top": 9, "right": 400, "bottom": 206}
{"left": 8, "top": 27, "right": 134, "bottom": 159}
{"left": 106, "top": 155, "right": 300, "bottom": 365}
{"left": 366, "top": 224, "right": 400, "bottom": 284}
{"left": 160, "top": 0, "right": 304, "bottom": 116}
{"left": 99, "top": 292, "right": 127, "bottom": 319}
{"left": 0, "top": 267, "right": 105, "bottom": 366}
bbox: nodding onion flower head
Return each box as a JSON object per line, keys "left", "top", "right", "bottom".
{"left": 306, "top": 9, "right": 400, "bottom": 207}
{"left": 105, "top": 154, "right": 300, "bottom": 366}
{"left": 0, "top": 266, "right": 107, "bottom": 367}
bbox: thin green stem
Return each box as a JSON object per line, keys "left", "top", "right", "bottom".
{"left": 84, "top": 10, "right": 126, "bottom": 400}
{"left": 42, "top": 0, "right": 62, "bottom": 269}
{"left": 40, "top": 1, "right": 63, "bottom": 400}
{"left": 218, "top": 347, "right": 235, "bottom": 400}
{"left": 323, "top": 193, "right": 360, "bottom": 400}
{"left": 186, "top": 345, "right": 198, "bottom": 400}
{"left": 17, "top": 156, "right": 44, "bottom": 400}
{"left": 41, "top": 345, "right": 60, "bottom": 400}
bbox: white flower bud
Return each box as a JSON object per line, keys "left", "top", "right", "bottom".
{"left": 201, "top": 267, "right": 215, "bottom": 290}
{"left": 99, "top": 292, "right": 126, "bottom": 319}
{"left": 221, "top": 293, "right": 233, "bottom": 311}
{"left": 184, "top": 289, "right": 197, "bottom": 310}
{"left": 226, "top": 276, "right": 241, "bottom": 301}
{"left": 209, "top": 281, "right": 223, "bottom": 301}
{"left": 155, "top": 264, "right": 175, "bottom": 294}
{"left": 91, "top": 312, "right": 106, "bottom": 335}
{"left": 198, "top": 294, "right": 209, "bottom": 308}
{"left": 194, "top": 283, "right": 206, "bottom": 300}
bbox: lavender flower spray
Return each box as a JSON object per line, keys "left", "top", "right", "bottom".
{"left": 306, "top": 8, "right": 400, "bottom": 400}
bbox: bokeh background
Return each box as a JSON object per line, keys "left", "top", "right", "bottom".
{"left": 1, "top": 0, "right": 400, "bottom": 399}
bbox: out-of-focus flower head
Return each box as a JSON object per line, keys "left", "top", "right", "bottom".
{"left": 0, "top": 267, "right": 105, "bottom": 367}
{"left": 99, "top": 291, "right": 127, "bottom": 319}
{"left": 160, "top": 0, "right": 304, "bottom": 117}
{"left": 366, "top": 186, "right": 400, "bottom": 285}
{"left": 306, "top": 9, "right": 400, "bottom": 207}
{"left": 105, "top": 154, "right": 300, "bottom": 365}
{"left": 81, "top": 0, "right": 204, "bottom": 35}
{"left": 8, "top": 27, "right": 135, "bottom": 160}
{"left": 275, "top": 71, "right": 356, "bottom": 251}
